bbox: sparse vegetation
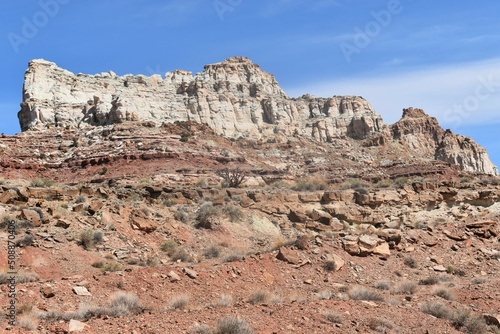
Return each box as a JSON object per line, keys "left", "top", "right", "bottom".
{"left": 204, "top": 244, "right": 222, "bottom": 259}
{"left": 0, "top": 271, "right": 39, "bottom": 284}
{"left": 323, "top": 260, "right": 337, "bottom": 272}
{"left": 30, "top": 178, "right": 55, "bottom": 188}
{"left": 324, "top": 311, "right": 343, "bottom": 324}
{"left": 188, "top": 323, "right": 212, "bottom": 334}
{"left": 224, "top": 204, "right": 244, "bottom": 222}
{"left": 419, "top": 276, "right": 440, "bottom": 286}
{"left": 292, "top": 177, "right": 328, "bottom": 191}
{"left": 214, "top": 294, "right": 233, "bottom": 308}
{"left": 247, "top": 290, "right": 270, "bottom": 304}
{"left": 471, "top": 277, "right": 487, "bottom": 285}
{"left": 340, "top": 179, "right": 369, "bottom": 191}
{"left": 394, "top": 177, "right": 409, "bottom": 188}
{"left": 79, "top": 229, "right": 104, "bottom": 250}
{"left": 348, "top": 286, "right": 384, "bottom": 302}
{"left": 223, "top": 251, "right": 244, "bottom": 263}
{"left": 393, "top": 281, "right": 418, "bottom": 295}
{"left": 216, "top": 167, "right": 246, "bottom": 188}
{"left": 101, "top": 262, "right": 121, "bottom": 272}
{"left": 367, "top": 318, "right": 394, "bottom": 332}
{"left": 107, "top": 292, "right": 143, "bottom": 316}
{"left": 15, "top": 234, "right": 34, "bottom": 247}
{"left": 433, "top": 287, "right": 454, "bottom": 300}
{"left": 421, "top": 301, "right": 451, "bottom": 319}
{"left": 75, "top": 195, "right": 87, "bottom": 203}
{"left": 174, "top": 206, "right": 190, "bottom": 223}
{"left": 404, "top": 256, "right": 418, "bottom": 268}
{"left": 214, "top": 316, "right": 254, "bottom": 334}
{"left": 169, "top": 294, "right": 190, "bottom": 310}
{"left": 17, "top": 314, "right": 38, "bottom": 330}
{"left": 375, "top": 179, "right": 392, "bottom": 188}
{"left": 195, "top": 202, "right": 220, "bottom": 229}
{"left": 161, "top": 239, "right": 177, "bottom": 254}
{"left": 374, "top": 280, "right": 391, "bottom": 290}
{"left": 452, "top": 309, "right": 489, "bottom": 334}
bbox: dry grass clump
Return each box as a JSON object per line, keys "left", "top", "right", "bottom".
{"left": 174, "top": 206, "right": 190, "bottom": 223}
{"left": 169, "top": 294, "right": 191, "bottom": 310}
{"left": 195, "top": 202, "right": 220, "bottom": 229}
{"left": 204, "top": 244, "right": 222, "bottom": 259}
{"left": 393, "top": 281, "right": 418, "bottom": 295}
{"left": 317, "top": 289, "right": 334, "bottom": 300}
{"left": 367, "top": 318, "right": 394, "bottom": 332}
{"left": 223, "top": 250, "right": 244, "bottom": 263}
{"left": 324, "top": 311, "right": 343, "bottom": 324}
{"left": 421, "top": 301, "right": 451, "bottom": 319}
{"left": 404, "top": 256, "right": 418, "bottom": 268}
{"left": 348, "top": 286, "right": 384, "bottom": 302}
{"left": 214, "top": 294, "right": 233, "bottom": 308}
{"left": 17, "top": 314, "right": 38, "bottom": 330}
{"left": 39, "top": 292, "right": 143, "bottom": 321}
{"left": 188, "top": 323, "right": 212, "bottom": 334}
{"left": 223, "top": 205, "right": 244, "bottom": 222}
{"left": 374, "top": 280, "right": 391, "bottom": 290}
{"left": 419, "top": 275, "right": 451, "bottom": 286}
{"left": 452, "top": 308, "right": 489, "bottom": 334}
{"left": 30, "top": 178, "right": 55, "bottom": 188}
{"left": 433, "top": 287, "right": 455, "bottom": 300}
{"left": 107, "top": 292, "right": 143, "bottom": 316}
{"left": 79, "top": 229, "right": 104, "bottom": 250}
{"left": 214, "top": 316, "right": 254, "bottom": 334}
{"left": 292, "top": 178, "right": 328, "bottom": 191}
{"left": 471, "top": 277, "right": 487, "bottom": 285}
{"left": 247, "top": 290, "right": 270, "bottom": 305}
{"left": 0, "top": 271, "right": 39, "bottom": 284}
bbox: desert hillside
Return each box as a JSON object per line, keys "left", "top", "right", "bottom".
{"left": 0, "top": 58, "right": 499, "bottom": 333}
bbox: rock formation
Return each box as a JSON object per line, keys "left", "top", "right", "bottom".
{"left": 16, "top": 57, "right": 497, "bottom": 175}
{"left": 18, "top": 56, "right": 382, "bottom": 141}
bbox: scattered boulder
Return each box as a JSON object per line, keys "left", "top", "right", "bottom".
{"left": 72, "top": 286, "right": 91, "bottom": 296}
{"left": 276, "top": 248, "right": 302, "bottom": 265}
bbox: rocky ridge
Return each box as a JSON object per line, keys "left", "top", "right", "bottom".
{"left": 16, "top": 56, "right": 497, "bottom": 175}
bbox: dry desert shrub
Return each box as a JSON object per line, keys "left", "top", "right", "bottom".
{"left": 247, "top": 290, "right": 269, "bottom": 305}
{"left": 214, "top": 294, "right": 233, "bottom": 308}
{"left": 367, "top": 317, "right": 394, "bottom": 332}
{"left": 393, "top": 281, "right": 418, "bottom": 295}
{"left": 324, "top": 311, "right": 343, "bottom": 324}
{"left": 204, "top": 244, "right": 222, "bottom": 259}
{"left": 348, "top": 286, "right": 384, "bottom": 302}
{"left": 30, "top": 178, "right": 55, "bottom": 188}
{"left": 107, "top": 292, "right": 143, "bottom": 316}
{"left": 292, "top": 177, "right": 328, "bottom": 191}
{"left": 421, "top": 301, "right": 452, "bottom": 319}
{"left": 374, "top": 280, "right": 391, "bottom": 291}
{"left": 223, "top": 205, "right": 244, "bottom": 222}
{"left": 214, "top": 316, "right": 254, "bottom": 334}
{"left": 17, "top": 314, "right": 38, "bottom": 330}
{"left": 188, "top": 323, "right": 212, "bottom": 334}
{"left": 433, "top": 287, "right": 455, "bottom": 300}
{"left": 404, "top": 256, "right": 418, "bottom": 268}
{"left": 169, "top": 294, "right": 191, "bottom": 310}
{"left": 451, "top": 308, "right": 489, "bottom": 334}
{"left": 0, "top": 271, "right": 39, "bottom": 284}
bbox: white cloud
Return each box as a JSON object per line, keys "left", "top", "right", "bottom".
{"left": 284, "top": 58, "right": 500, "bottom": 129}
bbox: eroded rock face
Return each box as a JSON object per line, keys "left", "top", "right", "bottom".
{"left": 16, "top": 58, "right": 497, "bottom": 175}
{"left": 17, "top": 57, "right": 382, "bottom": 141}
{"left": 387, "top": 108, "right": 497, "bottom": 175}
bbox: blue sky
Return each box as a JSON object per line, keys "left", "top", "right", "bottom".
{"left": 1, "top": 0, "right": 499, "bottom": 167}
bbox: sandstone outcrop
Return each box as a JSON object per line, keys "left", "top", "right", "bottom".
{"left": 16, "top": 57, "right": 497, "bottom": 175}
{"left": 18, "top": 57, "right": 382, "bottom": 141}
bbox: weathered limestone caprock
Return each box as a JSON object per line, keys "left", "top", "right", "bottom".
{"left": 17, "top": 57, "right": 497, "bottom": 175}
{"left": 18, "top": 56, "right": 382, "bottom": 141}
